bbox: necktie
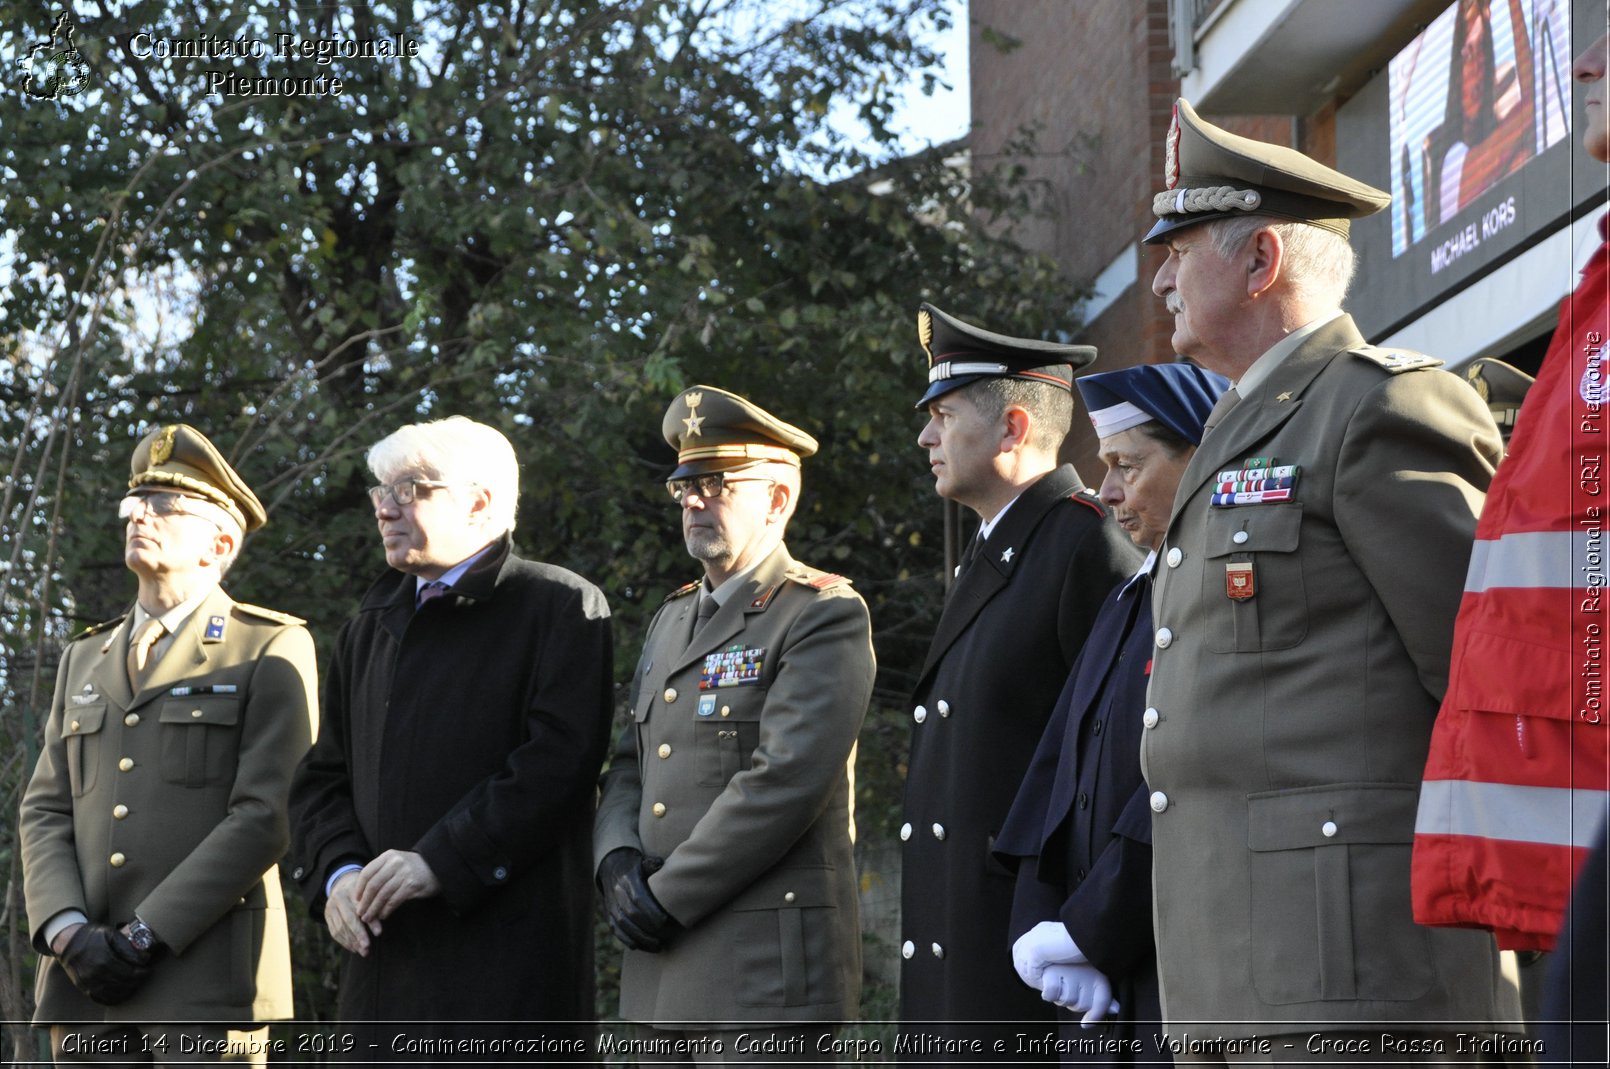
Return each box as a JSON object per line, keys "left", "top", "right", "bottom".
{"left": 693, "top": 594, "right": 719, "bottom": 635}
{"left": 959, "top": 532, "right": 986, "bottom": 576}
{"left": 417, "top": 580, "right": 450, "bottom": 608}
{"left": 126, "top": 617, "right": 166, "bottom": 686}
{"left": 1202, "top": 386, "right": 1241, "bottom": 435}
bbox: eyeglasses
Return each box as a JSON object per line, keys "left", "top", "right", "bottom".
{"left": 118, "top": 492, "right": 220, "bottom": 526}
{"left": 665, "top": 473, "right": 774, "bottom": 503}
{"left": 368, "top": 479, "right": 452, "bottom": 508}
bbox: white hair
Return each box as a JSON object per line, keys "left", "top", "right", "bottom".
{"left": 1207, "top": 216, "right": 1357, "bottom": 310}
{"left": 367, "top": 416, "right": 520, "bottom": 535}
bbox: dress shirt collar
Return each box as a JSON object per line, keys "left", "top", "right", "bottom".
{"left": 415, "top": 541, "right": 495, "bottom": 599}
{"left": 1235, "top": 309, "right": 1345, "bottom": 396}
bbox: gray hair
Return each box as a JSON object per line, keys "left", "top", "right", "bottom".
{"left": 367, "top": 416, "right": 520, "bottom": 535}
{"left": 1207, "top": 216, "right": 1357, "bottom": 310}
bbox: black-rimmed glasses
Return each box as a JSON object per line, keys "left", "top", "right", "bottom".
{"left": 665, "top": 473, "right": 774, "bottom": 503}
{"left": 368, "top": 479, "right": 452, "bottom": 508}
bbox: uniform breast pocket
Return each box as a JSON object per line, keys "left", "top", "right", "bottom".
{"left": 159, "top": 696, "right": 241, "bottom": 787}
{"left": 63, "top": 704, "right": 107, "bottom": 797}
{"left": 1203, "top": 504, "right": 1307, "bottom": 652}
{"left": 695, "top": 689, "right": 764, "bottom": 787}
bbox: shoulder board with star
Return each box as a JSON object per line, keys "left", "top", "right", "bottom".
{"left": 71, "top": 615, "right": 127, "bottom": 642}
{"left": 1349, "top": 347, "right": 1443, "bottom": 374}
{"left": 663, "top": 580, "right": 701, "bottom": 604}
{"left": 235, "top": 603, "right": 307, "bottom": 626}
{"left": 781, "top": 564, "right": 853, "bottom": 593}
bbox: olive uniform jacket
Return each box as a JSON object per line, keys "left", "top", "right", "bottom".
{"left": 594, "top": 544, "right": 875, "bottom": 1024}
{"left": 1143, "top": 314, "right": 1519, "bottom": 1036}
{"left": 899, "top": 464, "right": 1143, "bottom": 1043}
{"left": 21, "top": 585, "right": 317, "bottom": 1023}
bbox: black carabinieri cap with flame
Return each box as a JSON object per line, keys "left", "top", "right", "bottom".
{"left": 914, "top": 303, "right": 1096, "bottom": 410}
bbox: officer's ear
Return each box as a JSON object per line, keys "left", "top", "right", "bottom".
{"left": 1246, "top": 226, "right": 1284, "bottom": 299}
{"left": 766, "top": 478, "right": 794, "bottom": 524}
{"left": 208, "top": 527, "right": 238, "bottom": 569}
{"left": 1000, "top": 405, "right": 1033, "bottom": 454}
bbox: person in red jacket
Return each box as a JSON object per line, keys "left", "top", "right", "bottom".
{"left": 1413, "top": 28, "right": 1610, "bottom": 956}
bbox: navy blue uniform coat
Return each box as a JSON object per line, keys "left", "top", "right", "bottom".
{"left": 996, "top": 569, "right": 1167, "bottom": 1065}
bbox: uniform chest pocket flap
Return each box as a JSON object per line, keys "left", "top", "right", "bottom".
{"left": 1202, "top": 503, "right": 1307, "bottom": 653}
{"left": 64, "top": 703, "right": 107, "bottom": 797}
{"left": 159, "top": 696, "right": 241, "bottom": 788}
{"left": 695, "top": 688, "right": 764, "bottom": 787}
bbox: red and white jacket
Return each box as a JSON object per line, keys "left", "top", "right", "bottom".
{"left": 1413, "top": 219, "right": 1610, "bottom": 951}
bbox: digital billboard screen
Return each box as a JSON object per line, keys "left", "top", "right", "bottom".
{"left": 1341, "top": 0, "right": 1604, "bottom": 338}
{"left": 1387, "top": 0, "right": 1572, "bottom": 260}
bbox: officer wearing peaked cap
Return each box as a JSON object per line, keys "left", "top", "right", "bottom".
{"left": 1461, "top": 356, "right": 1535, "bottom": 443}
{"left": 1141, "top": 100, "right": 1517, "bottom": 1056}
{"left": 899, "top": 306, "right": 1140, "bottom": 1056}
{"left": 595, "top": 386, "right": 875, "bottom": 1059}
{"left": 20, "top": 423, "right": 317, "bottom": 1063}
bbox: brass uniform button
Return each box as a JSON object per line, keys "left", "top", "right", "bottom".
{"left": 69, "top": 720, "right": 80, "bottom": 733}
{"left": 663, "top": 688, "right": 677, "bottom": 703}
{"left": 118, "top": 758, "right": 134, "bottom": 772}
{"left": 113, "top": 805, "right": 129, "bottom": 819}
{"left": 720, "top": 706, "right": 731, "bottom": 718}
{"left": 657, "top": 744, "right": 672, "bottom": 759}
{"left": 109, "top": 853, "right": 126, "bottom": 868}
{"left": 190, "top": 708, "right": 203, "bottom": 718}
{"left": 124, "top": 713, "right": 140, "bottom": 727}
{"left": 652, "top": 802, "right": 667, "bottom": 817}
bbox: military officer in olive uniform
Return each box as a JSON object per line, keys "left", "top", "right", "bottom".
{"left": 900, "top": 306, "right": 1142, "bottom": 1054}
{"left": 21, "top": 425, "right": 317, "bottom": 1064}
{"left": 594, "top": 386, "right": 876, "bottom": 1060}
{"left": 1141, "top": 100, "right": 1520, "bottom": 1058}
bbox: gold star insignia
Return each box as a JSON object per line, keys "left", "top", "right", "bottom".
{"left": 1276, "top": 392, "right": 1292, "bottom": 402}
{"left": 682, "top": 391, "right": 705, "bottom": 437}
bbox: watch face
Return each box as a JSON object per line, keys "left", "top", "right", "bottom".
{"left": 128, "top": 923, "right": 155, "bottom": 951}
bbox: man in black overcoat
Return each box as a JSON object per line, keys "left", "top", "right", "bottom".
{"left": 289, "top": 415, "right": 613, "bottom": 1056}
{"left": 898, "top": 305, "right": 1142, "bottom": 1058}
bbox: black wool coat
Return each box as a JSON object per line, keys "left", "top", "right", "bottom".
{"left": 289, "top": 534, "right": 613, "bottom": 1044}
{"left": 899, "top": 465, "right": 1143, "bottom": 1056}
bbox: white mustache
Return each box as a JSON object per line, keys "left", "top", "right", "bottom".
{"left": 1165, "top": 293, "right": 1185, "bottom": 315}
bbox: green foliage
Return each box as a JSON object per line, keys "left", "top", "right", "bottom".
{"left": 0, "top": 0, "right": 1086, "bottom": 1043}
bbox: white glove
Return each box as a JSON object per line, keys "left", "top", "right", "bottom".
{"left": 1040, "top": 962, "right": 1120, "bottom": 1027}
{"left": 1011, "top": 921, "right": 1086, "bottom": 987}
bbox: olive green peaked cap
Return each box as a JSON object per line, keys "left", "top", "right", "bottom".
{"left": 128, "top": 424, "right": 267, "bottom": 532}
{"left": 662, "top": 385, "right": 819, "bottom": 479}
{"left": 1146, "top": 99, "right": 1390, "bottom": 244}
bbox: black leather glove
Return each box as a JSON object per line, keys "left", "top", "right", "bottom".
{"left": 599, "top": 848, "right": 678, "bottom": 953}
{"left": 58, "top": 922, "right": 151, "bottom": 1005}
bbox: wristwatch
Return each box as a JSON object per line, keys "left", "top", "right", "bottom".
{"left": 125, "top": 917, "right": 159, "bottom": 953}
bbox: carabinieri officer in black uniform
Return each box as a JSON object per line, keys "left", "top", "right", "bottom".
{"left": 899, "top": 305, "right": 1141, "bottom": 1058}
